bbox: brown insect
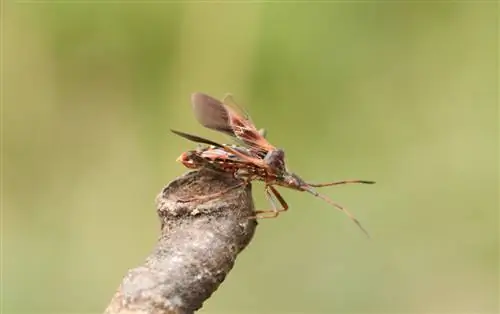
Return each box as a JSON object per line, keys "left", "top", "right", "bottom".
{"left": 172, "top": 93, "right": 374, "bottom": 237}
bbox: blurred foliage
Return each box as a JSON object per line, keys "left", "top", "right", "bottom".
{"left": 3, "top": 2, "right": 498, "bottom": 314}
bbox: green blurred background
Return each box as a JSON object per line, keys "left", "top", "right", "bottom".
{"left": 3, "top": 2, "right": 498, "bottom": 314}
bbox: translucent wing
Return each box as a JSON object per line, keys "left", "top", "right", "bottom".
{"left": 221, "top": 93, "right": 255, "bottom": 126}
{"left": 190, "top": 93, "right": 234, "bottom": 137}
{"left": 191, "top": 92, "right": 276, "bottom": 154}
{"left": 222, "top": 94, "right": 276, "bottom": 152}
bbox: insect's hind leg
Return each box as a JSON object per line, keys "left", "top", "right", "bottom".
{"left": 250, "top": 185, "right": 289, "bottom": 219}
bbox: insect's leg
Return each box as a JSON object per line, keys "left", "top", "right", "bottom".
{"left": 249, "top": 185, "right": 289, "bottom": 219}
{"left": 176, "top": 180, "right": 248, "bottom": 203}
{"left": 308, "top": 179, "right": 375, "bottom": 187}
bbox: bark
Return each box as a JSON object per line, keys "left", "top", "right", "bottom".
{"left": 104, "top": 168, "right": 257, "bottom": 314}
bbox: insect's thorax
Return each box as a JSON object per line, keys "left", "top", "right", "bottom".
{"left": 263, "top": 148, "right": 286, "bottom": 173}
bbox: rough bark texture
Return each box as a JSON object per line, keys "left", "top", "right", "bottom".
{"left": 104, "top": 168, "right": 257, "bottom": 314}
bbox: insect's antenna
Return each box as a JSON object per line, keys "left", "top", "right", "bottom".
{"left": 304, "top": 186, "right": 370, "bottom": 238}
{"left": 308, "top": 180, "right": 375, "bottom": 188}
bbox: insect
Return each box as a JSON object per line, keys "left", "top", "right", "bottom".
{"left": 172, "top": 93, "right": 375, "bottom": 237}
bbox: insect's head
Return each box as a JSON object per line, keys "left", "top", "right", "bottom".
{"left": 279, "top": 171, "right": 308, "bottom": 190}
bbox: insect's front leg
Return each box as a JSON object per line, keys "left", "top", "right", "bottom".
{"left": 249, "top": 185, "right": 289, "bottom": 219}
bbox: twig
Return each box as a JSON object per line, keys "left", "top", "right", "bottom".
{"left": 104, "top": 168, "right": 257, "bottom": 314}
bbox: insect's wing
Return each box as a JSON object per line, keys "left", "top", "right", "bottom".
{"left": 191, "top": 92, "right": 276, "bottom": 153}
{"left": 221, "top": 94, "right": 276, "bottom": 153}
{"left": 200, "top": 147, "right": 232, "bottom": 160}
{"left": 171, "top": 129, "right": 225, "bottom": 148}
{"left": 191, "top": 92, "right": 235, "bottom": 137}
{"left": 221, "top": 93, "right": 255, "bottom": 125}
{"left": 171, "top": 129, "right": 267, "bottom": 167}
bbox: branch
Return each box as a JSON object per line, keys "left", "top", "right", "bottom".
{"left": 104, "top": 168, "right": 257, "bottom": 314}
